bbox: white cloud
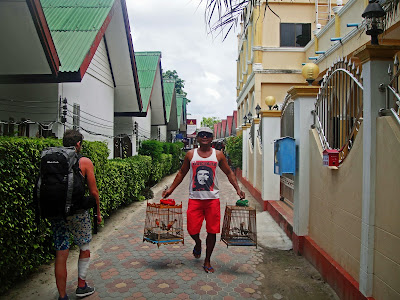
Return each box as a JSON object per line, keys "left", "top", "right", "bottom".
{"left": 126, "top": 0, "right": 238, "bottom": 122}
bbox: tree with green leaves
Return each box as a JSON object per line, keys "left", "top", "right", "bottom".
{"left": 201, "top": 116, "right": 220, "bottom": 129}
{"left": 163, "top": 70, "right": 191, "bottom": 103}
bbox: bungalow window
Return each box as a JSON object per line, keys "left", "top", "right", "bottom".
{"left": 280, "top": 23, "right": 311, "bottom": 47}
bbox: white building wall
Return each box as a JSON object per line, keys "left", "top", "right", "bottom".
{"left": 87, "top": 39, "right": 114, "bottom": 88}
{"left": 0, "top": 83, "right": 59, "bottom": 137}
{"left": 158, "top": 125, "right": 167, "bottom": 141}
{"left": 133, "top": 108, "right": 151, "bottom": 141}
{"left": 58, "top": 42, "right": 115, "bottom": 158}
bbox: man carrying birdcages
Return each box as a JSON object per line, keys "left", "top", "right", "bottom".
{"left": 162, "top": 127, "right": 245, "bottom": 273}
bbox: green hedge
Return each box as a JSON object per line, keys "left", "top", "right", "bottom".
{"left": 0, "top": 137, "right": 62, "bottom": 291}
{"left": 225, "top": 134, "right": 243, "bottom": 169}
{"left": 0, "top": 136, "right": 181, "bottom": 293}
{"left": 138, "top": 140, "right": 163, "bottom": 161}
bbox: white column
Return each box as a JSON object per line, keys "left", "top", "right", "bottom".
{"left": 241, "top": 124, "right": 250, "bottom": 179}
{"left": 290, "top": 86, "right": 319, "bottom": 236}
{"left": 355, "top": 45, "right": 400, "bottom": 296}
{"left": 253, "top": 119, "right": 260, "bottom": 184}
{"left": 261, "top": 111, "right": 281, "bottom": 201}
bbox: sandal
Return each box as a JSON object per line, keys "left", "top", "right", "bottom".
{"left": 192, "top": 247, "right": 201, "bottom": 259}
{"left": 203, "top": 265, "right": 215, "bottom": 273}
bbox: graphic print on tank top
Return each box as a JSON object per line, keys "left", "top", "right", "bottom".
{"left": 192, "top": 161, "right": 218, "bottom": 191}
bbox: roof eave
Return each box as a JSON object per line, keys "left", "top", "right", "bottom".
{"left": 26, "top": 0, "right": 60, "bottom": 76}
{"left": 121, "top": 0, "right": 143, "bottom": 112}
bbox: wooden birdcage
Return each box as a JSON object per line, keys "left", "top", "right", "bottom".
{"left": 221, "top": 205, "right": 257, "bottom": 247}
{"left": 143, "top": 202, "right": 184, "bottom": 247}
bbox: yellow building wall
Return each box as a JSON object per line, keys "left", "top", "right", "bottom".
{"left": 261, "top": 51, "right": 306, "bottom": 70}
{"left": 260, "top": 82, "right": 304, "bottom": 110}
{"left": 373, "top": 117, "right": 400, "bottom": 300}
{"left": 339, "top": 0, "right": 364, "bottom": 38}
{"left": 262, "top": 2, "right": 316, "bottom": 47}
{"left": 305, "top": 0, "right": 370, "bottom": 72}
{"left": 309, "top": 128, "right": 363, "bottom": 281}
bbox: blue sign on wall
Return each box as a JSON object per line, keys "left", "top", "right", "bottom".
{"left": 274, "top": 137, "right": 296, "bottom": 175}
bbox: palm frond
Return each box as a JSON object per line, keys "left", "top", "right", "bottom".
{"left": 202, "top": 0, "right": 280, "bottom": 40}
{"left": 202, "top": 0, "right": 254, "bottom": 40}
{"left": 382, "top": 0, "right": 400, "bottom": 27}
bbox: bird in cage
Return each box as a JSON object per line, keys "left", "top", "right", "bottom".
{"left": 167, "top": 219, "right": 177, "bottom": 231}
{"left": 155, "top": 219, "right": 160, "bottom": 227}
{"left": 240, "top": 222, "right": 249, "bottom": 235}
{"left": 231, "top": 227, "right": 240, "bottom": 235}
{"left": 161, "top": 221, "right": 167, "bottom": 231}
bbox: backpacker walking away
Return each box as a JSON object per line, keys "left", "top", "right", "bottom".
{"left": 37, "top": 129, "right": 102, "bottom": 300}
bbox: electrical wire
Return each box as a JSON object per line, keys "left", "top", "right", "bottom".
{"left": 66, "top": 111, "right": 113, "bottom": 130}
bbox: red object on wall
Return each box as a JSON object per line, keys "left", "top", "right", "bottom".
{"left": 322, "top": 149, "right": 339, "bottom": 167}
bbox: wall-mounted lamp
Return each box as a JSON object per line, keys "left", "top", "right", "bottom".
{"left": 302, "top": 63, "right": 320, "bottom": 85}
{"left": 255, "top": 104, "right": 261, "bottom": 118}
{"left": 265, "top": 96, "right": 276, "bottom": 110}
{"left": 243, "top": 115, "right": 247, "bottom": 125}
{"left": 247, "top": 111, "right": 253, "bottom": 123}
{"left": 362, "top": 0, "right": 385, "bottom": 45}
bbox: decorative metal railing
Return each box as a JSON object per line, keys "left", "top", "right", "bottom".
{"left": 312, "top": 57, "right": 364, "bottom": 165}
{"left": 281, "top": 93, "right": 294, "bottom": 138}
{"left": 249, "top": 120, "right": 255, "bottom": 149}
{"left": 380, "top": 55, "right": 400, "bottom": 125}
{"left": 280, "top": 93, "right": 295, "bottom": 207}
{"left": 257, "top": 116, "right": 262, "bottom": 148}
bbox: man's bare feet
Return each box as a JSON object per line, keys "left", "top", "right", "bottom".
{"left": 203, "top": 261, "right": 215, "bottom": 273}
{"left": 193, "top": 244, "right": 201, "bottom": 259}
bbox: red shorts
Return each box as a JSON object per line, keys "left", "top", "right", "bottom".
{"left": 187, "top": 199, "right": 220, "bottom": 235}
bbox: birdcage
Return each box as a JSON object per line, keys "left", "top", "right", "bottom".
{"left": 143, "top": 202, "right": 184, "bottom": 247}
{"left": 221, "top": 205, "right": 257, "bottom": 247}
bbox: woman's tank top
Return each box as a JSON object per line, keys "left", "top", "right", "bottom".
{"left": 189, "top": 148, "right": 219, "bottom": 199}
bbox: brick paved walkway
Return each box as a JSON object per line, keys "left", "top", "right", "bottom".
{"left": 64, "top": 170, "right": 267, "bottom": 299}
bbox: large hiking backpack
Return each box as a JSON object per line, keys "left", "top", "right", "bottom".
{"left": 36, "top": 147, "right": 85, "bottom": 218}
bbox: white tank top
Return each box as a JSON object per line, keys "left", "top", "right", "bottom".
{"left": 189, "top": 148, "right": 219, "bottom": 199}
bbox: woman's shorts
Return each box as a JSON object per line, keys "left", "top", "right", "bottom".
{"left": 187, "top": 198, "right": 220, "bottom": 235}
{"left": 50, "top": 211, "right": 92, "bottom": 251}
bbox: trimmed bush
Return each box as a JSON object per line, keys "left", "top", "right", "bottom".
{"left": 225, "top": 134, "right": 243, "bottom": 169}
{"left": 138, "top": 140, "right": 163, "bottom": 161}
{"left": 0, "top": 136, "right": 183, "bottom": 293}
{"left": 0, "top": 137, "right": 62, "bottom": 291}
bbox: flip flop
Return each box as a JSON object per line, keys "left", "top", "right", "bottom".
{"left": 192, "top": 247, "right": 201, "bottom": 259}
{"left": 203, "top": 265, "right": 215, "bottom": 273}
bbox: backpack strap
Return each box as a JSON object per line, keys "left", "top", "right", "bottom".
{"left": 64, "top": 148, "right": 78, "bottom": 216}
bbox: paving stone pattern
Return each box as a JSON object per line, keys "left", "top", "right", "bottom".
{"left": 65, "top": 170, "right": 265, "bottom": 299}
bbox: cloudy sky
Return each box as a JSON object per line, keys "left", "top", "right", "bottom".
{"left": 125, "top": 0, "right": 238, "bottom": 125}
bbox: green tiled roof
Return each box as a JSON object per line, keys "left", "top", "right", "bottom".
{"left": 176, "top": 94, "right": 184, "bottom": 120}
{"left": 40, "top": 0, "right": 114, "bottom": 72}
{"left": 135, "top": 52, "right": 161, "bottom": 113}
{"left": 163, "top": 80, "right": 175, "bottom": 123}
